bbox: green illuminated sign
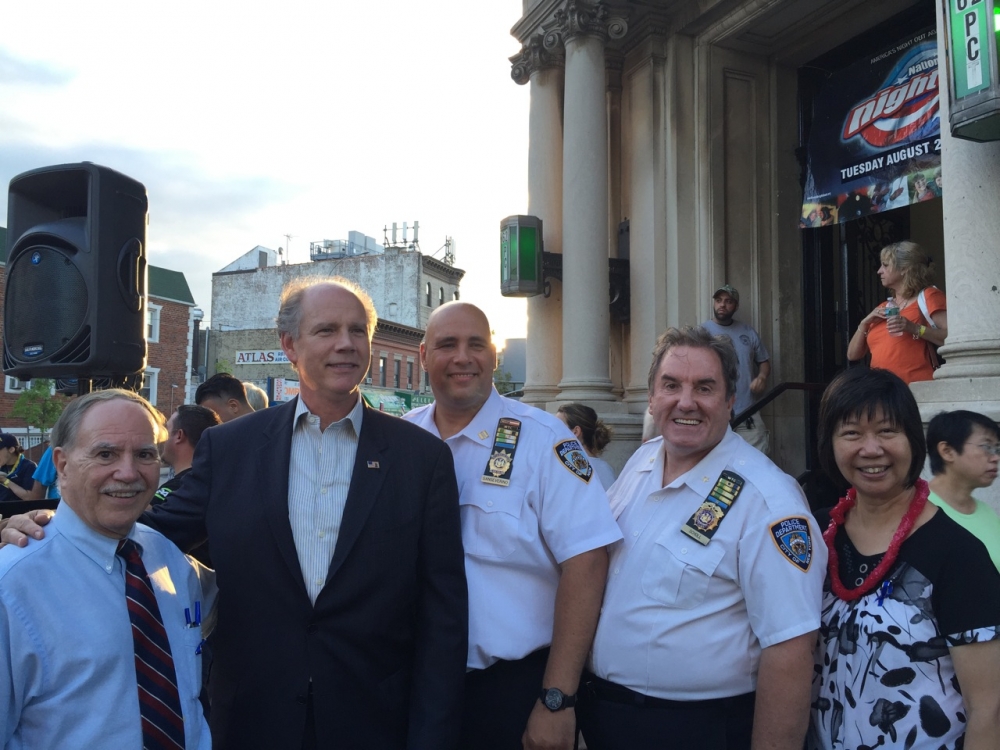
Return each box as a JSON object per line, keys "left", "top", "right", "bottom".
{"left": 500, "top": 215, "right": 544, "bottom": 297}
{"left": 951, "top": 0, "right": 992, "bottom": 97}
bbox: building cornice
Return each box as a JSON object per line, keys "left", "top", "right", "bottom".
{"left": 420, "top": 255, "right": 466, "bottom": 281}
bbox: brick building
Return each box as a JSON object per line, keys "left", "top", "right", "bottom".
{"left": 0, "top": 225, "right": 198, "bottom": 428}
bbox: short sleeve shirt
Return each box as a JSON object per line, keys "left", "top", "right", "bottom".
{"left": 701, "top": 319, "right": 770, "bottom": 414}
{"left": 405, "top": 388, "right": 623, "bottom": 669}
{"left": 32, "top": 447, "right": 59, "bottom": 499}
{"left": 928, "top": 490, "right": 1000, "bottom": 574}
{"left": 810, "top": 510, "right": 1000, "bottom": 750}
{"left": 867, "top": 286, "right": 946, "bottom": 384}
{"left": 591, "top": 429, "right": 826, "bottom": 700}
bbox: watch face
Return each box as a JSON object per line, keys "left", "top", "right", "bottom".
{"left": 543, "top": 689, "right": 563, "bottom": 711}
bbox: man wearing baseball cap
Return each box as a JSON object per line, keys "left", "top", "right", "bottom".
{"left": 702, "top": 285, "right": 771, "bottom": 452}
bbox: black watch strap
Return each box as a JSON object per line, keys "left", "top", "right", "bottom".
{"left": 540, "top": 687, "right": 577, "bottom": 711}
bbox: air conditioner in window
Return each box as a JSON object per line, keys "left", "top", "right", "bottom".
{"left": 365, "top": 377, "right": 373, "bottom": 385}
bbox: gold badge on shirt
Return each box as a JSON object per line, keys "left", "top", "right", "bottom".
{"left": 482, "top": 418, "right": 522, "bottom": 486}
{"left": 681, "top": 470, "right": 745, "bottom": 546}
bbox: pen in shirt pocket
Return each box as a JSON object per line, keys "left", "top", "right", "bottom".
{"left": 184, "top": 601, "right": 202, "bottom": 628}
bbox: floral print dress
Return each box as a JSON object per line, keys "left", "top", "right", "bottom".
{"left": 810, "top": 511, "right": 1000, "bottom": 750}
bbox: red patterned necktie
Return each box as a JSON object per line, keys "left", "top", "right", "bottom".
{"left": 117, "top": 538, "right": 187, "bottom": 749}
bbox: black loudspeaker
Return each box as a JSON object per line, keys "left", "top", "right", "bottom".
{"left": 3, "top": 163, "right": 148, "bottom": 380}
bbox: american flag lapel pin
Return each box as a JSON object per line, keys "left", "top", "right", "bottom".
{"left": 367, "top": 460, "right": 380, "bottom": 469}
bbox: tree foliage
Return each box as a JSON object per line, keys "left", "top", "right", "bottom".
{"left": 11, "top": 379, "right": 66, "bottom": 438}
{"left": 493, "top": 368, "right": 516, "bottom": 395}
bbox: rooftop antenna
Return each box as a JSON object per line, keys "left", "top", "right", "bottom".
{"left": 283, "top": 233, "right": 294, "bottom": 263}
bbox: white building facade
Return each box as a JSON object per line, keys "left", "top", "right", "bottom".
{"left": 508, "top": 0, "right": 1000, "bottom": 500}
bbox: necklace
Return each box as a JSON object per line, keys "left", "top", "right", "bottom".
{"left": 823, "top": 478, "right": 929, "bottom": 602}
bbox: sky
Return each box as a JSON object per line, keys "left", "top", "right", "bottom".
{"left": 1, "top": 0, "right": 531, "bottom": 345}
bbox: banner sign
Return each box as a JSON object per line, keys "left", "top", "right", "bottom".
{"left": 801, "top": 28, "right": 941, "bottom": 227}
{"left": 272, "top": 378, "right": 299, "bottom": 402}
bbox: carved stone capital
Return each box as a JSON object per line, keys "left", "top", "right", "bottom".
{"left": 510, "top": 35, "right": 564, "bottom": 85}
{"left": 543, "top": 0, "right": 628, "bottom": 47}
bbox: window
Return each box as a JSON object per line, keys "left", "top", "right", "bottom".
{"left": 425, "top": 282, "right": 432, "bottom": 306}
{"left": 379, "top": 357, "right": 387, "bottom": 387}
{"left": 5, "top": 376, "right": 28, "bottom": 394}
{"left": 406, "top": 362, "right": 413, "bottom": 389}
{"left": 146, "top": 303, "right": 162, "bottom": 343}
{"left": 393, "top": 359, "right": 401, "bottom": 388}
{"left": 140, "top": 367, "right": 159, "bottom": 406}
{"left": 438, "top": 287, "right": 444, "bottom": 306}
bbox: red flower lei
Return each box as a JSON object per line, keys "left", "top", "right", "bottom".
{"left": 823, "top": 478, "right": 929, "bottom": 602}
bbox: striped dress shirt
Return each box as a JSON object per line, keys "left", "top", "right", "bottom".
{"left": 288, "top": 395, "right": 363, "bottom": 604}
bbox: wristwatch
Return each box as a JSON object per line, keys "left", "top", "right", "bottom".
{"left": 540, "top": 687, "right": 577, "bottom": 712}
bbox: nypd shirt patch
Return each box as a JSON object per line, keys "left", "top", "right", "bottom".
{"left": 554, "top": 439, "right": 592, "bottom": 483}
{"left": 769, "top": 517, "right": 813, "bottom": 572}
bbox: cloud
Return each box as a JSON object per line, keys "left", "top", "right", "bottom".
{"left": 0, "top": 48, "right": 72, "bottom": 87}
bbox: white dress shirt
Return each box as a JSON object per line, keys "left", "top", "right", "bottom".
{"left": 406, "top": 388, "right": 623, "bottom": 669}
{"left": 288, "top": 395, "right": 363, "bottom": 604}
{"left": 591, "top": 428, "right": 826, "bottom": 700}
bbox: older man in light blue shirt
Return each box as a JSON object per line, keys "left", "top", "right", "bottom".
{"left": 0, "top": 389, "right": 213, "bottom": 749}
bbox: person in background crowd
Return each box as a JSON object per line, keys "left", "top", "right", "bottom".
{"left": 242, "top": 381, "right": 270, "bottom": 411}
{"left": 809, "top": 368, "right": 1000, "bottom": 750}
{"left": 1, "top": 277, "right": 469, "bottom": 750}
{"left": 557, "top": 403, "right": 617, "bottom": 490}
{"left": 29, "top": 444, "right": 58, "bottom": 500}
{"left": 0, "top": 433, "right": 39, "bottom": 502}
{"left": 581, "top": 326, "right": 824, "bottom": 750}
{"left": 847, "top": 240, "right": 947, "bottom": 385}
{"left": 701, "top": 285, "right": 771, "bottom": 453}
{"left": 405, "top": 302, "right": 621, "bottom": 750}
{"left": 153, "top": 404, "right": 221, "bottom": 567}
{"left": 0, "top": 389, "right": 214, "bottom": 748}
{"left": 195, "top": 373, "right": 255, "bottom": 422}
{"left": 926, "top": 409, "right": 1000, "bottom": 573}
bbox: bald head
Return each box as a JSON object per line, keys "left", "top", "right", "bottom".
{"left": 425, "top": 302, "right": 492, "bottom": 343}
{"left": 421, "top": 302, "right": 497, "bottom": 421}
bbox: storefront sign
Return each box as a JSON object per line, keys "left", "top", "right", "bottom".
{"left": 235, "top": 350, "right": 289, "bottom": 365}
{"left": 801, "top": 28, "right": 941, "bottom": 226}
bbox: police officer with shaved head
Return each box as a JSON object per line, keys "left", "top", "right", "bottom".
{"left": 405, "top": 301, "right": 622, "bottom": 750}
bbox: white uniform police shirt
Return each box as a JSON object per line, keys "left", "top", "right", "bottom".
{"left": 405, "top": 388, "right": 623, "bottom": 670}
{"left": 591, "top": 428, "right": 826, "bottom": 700}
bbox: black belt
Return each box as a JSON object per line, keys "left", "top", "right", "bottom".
{"left": 584, "top": 675, "right": 754, "bottom": 712}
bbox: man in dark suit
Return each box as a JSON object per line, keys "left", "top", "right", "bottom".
{"left": 1, "top": 277, "right": 468, "bottom": 750}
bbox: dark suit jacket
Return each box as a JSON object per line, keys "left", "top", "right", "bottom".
{"left": 144, "top": 399, "right": 468, "bottom": 750}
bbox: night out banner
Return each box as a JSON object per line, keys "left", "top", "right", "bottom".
{"left": 801, "top": 28, "right": 942, "bottom": 227}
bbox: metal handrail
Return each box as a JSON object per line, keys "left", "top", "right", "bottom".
{"left": 730, "top": 381, "right": 827, "bottom": 427}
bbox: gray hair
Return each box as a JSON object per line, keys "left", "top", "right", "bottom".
{"left": 276, "top": 276, "right": 377, "bottom": 341}
{"left": 51, "top": 389, "right": 166, "bottom": 451}
{"left": 647, "top": 325, "right": 739, "bottom": 400}
{"left": 880, "top": 240, "right": 934, "bottom": 300}
{"left": 242, "top": 382, "right": 269, "bottom": 411}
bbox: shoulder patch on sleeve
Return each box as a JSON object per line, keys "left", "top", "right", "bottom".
{"left": 769, "top": 516, "right": 813, "bottom": 572}
{"left": 554, "top": 439, "right": 593, "bottom": 483}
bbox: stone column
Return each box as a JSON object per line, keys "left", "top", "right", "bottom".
{"left": 910, "top": 0, "right": 1000, "bottom": 507}
{"left": 511, "top": 38, "right": 565, "bottom": 406}
{"left": 553, "top": 0, "right": 626, "bottom": 401}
